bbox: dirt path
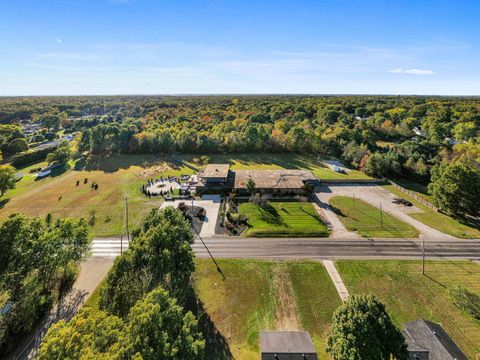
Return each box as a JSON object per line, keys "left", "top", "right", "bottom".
{"left": 9, "top": 257, "right": 114, "bottom": 360}
{"left": 272, "top": 264, "right": 300, "bottom": 330}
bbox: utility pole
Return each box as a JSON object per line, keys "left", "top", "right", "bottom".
{"left": 422, "top": 238, "right": 425, "bottom": 275}
{"left": 125, "top": 197, "right": 130, "bottom": 243}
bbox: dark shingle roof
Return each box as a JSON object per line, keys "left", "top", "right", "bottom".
{"left": 260, "top": 331, "right": 316, "bottom": 354}
{"left": 404, "top": 319, "right": 468, "bottom": 360}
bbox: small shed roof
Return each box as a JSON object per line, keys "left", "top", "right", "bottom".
{"left": 403, "top": 319, "right": 468, "bottom": 360}
{"left": 260, "top": 331, "right": 316, "bottom": 354}
{"left": 202, "top": 164, "right": 230, "bottom": 179}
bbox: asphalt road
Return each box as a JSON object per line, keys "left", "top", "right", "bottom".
{"left": 93, "top": 236, "right": 480, "bottom": 260}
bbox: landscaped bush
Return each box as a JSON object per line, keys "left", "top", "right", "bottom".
{"left": 448, "top": 285, "right": 480, "bottom": 319}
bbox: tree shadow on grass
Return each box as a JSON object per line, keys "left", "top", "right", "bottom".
{"left": 185, "top": 286, "right": 233, "bottom": 360}
{"left": 258, "top": 204, "right": 286, "bottom": 226}
{"left": 83, "top": 154, "right": 186, "bottom": 174}
{"left": 0, "top": 198, "right": 10, "bottom": 209}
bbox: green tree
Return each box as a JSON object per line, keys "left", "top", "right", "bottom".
{"left": 46, "top": 141, "right": 72, "bottom": 164}
{"left": 326, "top": 294, "right": 408, "bottom": 360}
{"left": 100, "top": 207, "right": 195, "bottom": 318}
{"left": 0, "top": 165, "right": 17, "bottom": 197}
{"left": 246, "top": 178, "right": 256, "bottom": 194}
{"left": 453, "top": 122, "right": 479, "bottom": 142}
{"left": 125, "top": 287, "right": 204, "bottom": 359}
{"left": 428, "top": 158, "right": 480, "bottom": 217}
{"left": 7, "top": 138, "right": 28, "bottom": 154}
{"left": 38, "top": 308, "right": 125, "bottom": 360}
{"left": 0, "top": 213, "right": 90, "bottom": 353}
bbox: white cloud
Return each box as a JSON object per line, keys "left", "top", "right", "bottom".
{"left": 388, "top": 68, "right": 435, "bottom": 75}
{"left": 56, "top": 38, "right": 62, "bottom": 44}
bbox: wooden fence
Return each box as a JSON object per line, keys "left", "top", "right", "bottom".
{"left": 387, "top": 179, "right": 438, "bottom": 211}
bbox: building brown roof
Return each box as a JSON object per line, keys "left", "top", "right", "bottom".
{"left": 234, "top": 169, "right": 316, "bottom": 190}
{"left": 202, "top": 164, "right": 230, "bottom": 179}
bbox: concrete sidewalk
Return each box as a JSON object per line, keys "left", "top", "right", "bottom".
{"left": 323, "top": 260, "right": 350, "bottom": 301}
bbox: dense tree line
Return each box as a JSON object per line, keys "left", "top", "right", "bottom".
{"left": 0, "top": 214, "right": 90, "bottom": 354}
{"left": 39, "top": 207, "right": 205, "bottom": 359}
{"left": 2, "top": 95, "right": 480, "bottom": 217}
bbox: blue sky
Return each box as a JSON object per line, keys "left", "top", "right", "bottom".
{"left": 1, "top": 0, "right": 479, "bottom": 95}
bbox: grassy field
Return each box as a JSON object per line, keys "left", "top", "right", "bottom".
{"left": 329, "top": 196, "right": 419, "bottom": 238}
{"left": 0, "top": 155, "right": 195, "bottom": 237}
{"left": 384, "top": 185, "right": 480, "bottom": 238}
{"left": 0, "top": 153, "right": 370, "bottom": 237}
{"left": 393, "top": 179, "right": 432, "bottom": 202}
{"left": 239, "top": 201, "right": 329, "bottom": 237}
{"left": 337, "top": 260, "right": 480, "bottom": 359}
{"left": 179, "top": 153, "right": 372, "bottom": 180}
{"left": 194, "top": 259, "right": 341, "bottom": 359}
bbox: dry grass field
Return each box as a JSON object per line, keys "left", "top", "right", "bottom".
{"left": 193, "top": 259, "right": 341, "bottom": 359}
{"left": 0, "top": 155, "right": 194, "bottom": 237}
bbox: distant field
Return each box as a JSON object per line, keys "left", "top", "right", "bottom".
{"left": 179, "top": 153, "right": 372, "bottom": 180}
{"left": 194, "top": 259, "right": 341, "bottom": 359}
{"left": 0, "top": 155, "right": 195, "bottom": 237}
{"left": 337, "top": 260, "right": 480, "bottom": 359}
{"left": 384, "top": 185, "right": 480, "bottom": 239}
{"left": 239, "top": 201, "right": 329, "bottom": 237}
{"left": 329, "top": 196, "right": 419, "bottom": 238}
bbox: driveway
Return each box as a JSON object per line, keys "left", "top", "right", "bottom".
{"left": 315, "top": 184, "right": 455, "bottom": 239}
{"left": 160, "top": 194, "right": 221, "bottom": 238}
{"left": 10, "top": 257, "right": 114, "bottom": 360}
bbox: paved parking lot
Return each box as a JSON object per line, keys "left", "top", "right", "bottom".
{"left": 160, "top": 194, "right": 221, "bottom": 238}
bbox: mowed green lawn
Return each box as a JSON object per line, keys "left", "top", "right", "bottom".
{"left": 194, "top": 259, "right": 341, "bottom": 359}
{"left": 239, "top": 201, "right": 329, "bottom": 237}
{"left": 329, "top": 196, "right": 419, "bottom": 238}
{"left": 384, "top": 185, "right": 480, "bottom": 239}
{"left": 337, "top": 260, "right": 480, "bottom": 359}
{"left": 0, "top": 155, "right": 195, "bottom": 237}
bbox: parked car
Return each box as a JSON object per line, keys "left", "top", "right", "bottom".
{"left": 392, "top": 197, "right": 413, "bottom": 206}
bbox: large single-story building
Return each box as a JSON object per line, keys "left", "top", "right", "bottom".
{"left": 196, "top": 164, "right": 317, "bottom": 194}
{"left": 403, "top": 319, "right": 468, "bottom": 360}
{"left": 260, "top": 331, "right": 318, "bottom": 360}
{"left": 234, "top": 169, "right": 317, "bottom": 194}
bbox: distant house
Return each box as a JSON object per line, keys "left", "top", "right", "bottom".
{"left": 403, "top": 319, "right": 468, "bottom": 360}
{"left": 260, "top": 331, "right": 318, "bottom": 360}
{"left": 0, "top": 301, "right": 13, "bottom": 316}
{"left": 21, "top": 122, "right": 42, "bottom": 135}
{"left": 413, "top": 127, "right": 424, "bottom": 137}
{"left": 62, "top": 134, "right": 75, "bottom": 142}
{"left": 36, "top": 163, "right": 63, "bottom": 178}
